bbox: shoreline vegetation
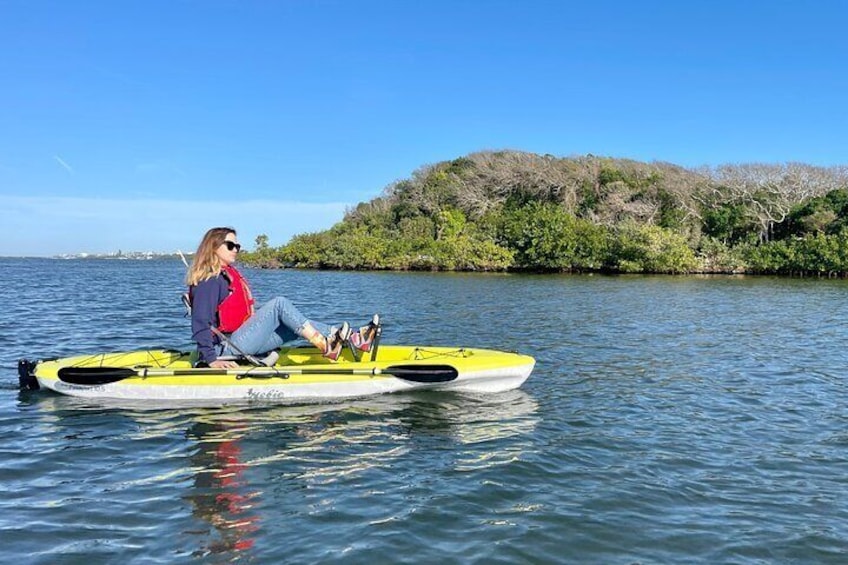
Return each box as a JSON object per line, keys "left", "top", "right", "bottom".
{"left": 236, "top": 151, "right": 848, "bottom": 277}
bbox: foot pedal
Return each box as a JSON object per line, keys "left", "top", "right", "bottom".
{"left": 346, "top": 339, "right": 360, "bottom": 362}
{"left": 347, "top": 314, "right": 381, "bottom": 362}
{"left": 370, "top": 319, "right": 383, "bottom": 361}
{"left": 259, "top": 351, "right": 279, "bottom": 367}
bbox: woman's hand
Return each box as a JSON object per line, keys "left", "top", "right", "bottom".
{"left": 209, "top": 359, "right": 239, "bottom": 369}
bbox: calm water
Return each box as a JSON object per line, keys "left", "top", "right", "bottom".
{"left": 2, "top": 258, "right": 848, "bottom": 563}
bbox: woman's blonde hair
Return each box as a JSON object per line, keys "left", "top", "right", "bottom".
{"left": 186, "top": 227, "right": 236, "bottom": 286}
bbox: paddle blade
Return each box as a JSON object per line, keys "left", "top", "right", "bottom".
{"left": 58, "top": 367, "right": 137, "bottom": 385}
{"left": 385, "top": 364, "right": 458, "bottom": 383}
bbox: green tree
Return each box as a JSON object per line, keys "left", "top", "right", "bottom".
{"left": 499, "top": 201, "right": 605, "bottom": 270}
{"left": 702, "top": 203, "right": 754, "bottom": 245}
{"left": 609, "top": 223, "right": 698, "bottom": 273}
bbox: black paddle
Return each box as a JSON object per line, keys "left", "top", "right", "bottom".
{"left": 57, "top": 364, "right": 459, "bottom": 386}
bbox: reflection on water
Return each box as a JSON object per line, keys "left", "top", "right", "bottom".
{"left": 185, "top": 420, "right": 260, "bottom": 558}
{"left": 18, "top": 389, "right": 538, "bottom": 561}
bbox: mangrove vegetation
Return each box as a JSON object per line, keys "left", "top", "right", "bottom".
{"left": 241, "top": 151, "right": 848, "bottom": 275}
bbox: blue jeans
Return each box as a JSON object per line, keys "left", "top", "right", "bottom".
{"left": 224, "top": 297, "right": 335, "bottom": 356}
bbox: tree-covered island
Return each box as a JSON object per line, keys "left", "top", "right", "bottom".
{"left": 240, "top": 151, "right": 848, "bottom": 276}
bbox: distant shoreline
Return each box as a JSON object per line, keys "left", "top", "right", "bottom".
{"left": 0, "top": 253, "right": 190, "bottom": 260}
{"left": 61, "top": 251, "right": 192, "bottom": 260}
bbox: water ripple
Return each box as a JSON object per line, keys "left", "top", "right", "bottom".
{"left": 4, "top": 262, "right": 848, "bottom": 562}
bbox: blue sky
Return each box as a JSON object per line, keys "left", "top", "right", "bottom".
{"left": 2, "top": 0, "right": 847, "bottom": 256}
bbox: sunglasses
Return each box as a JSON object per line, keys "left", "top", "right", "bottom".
{"left": 222, "top": 241, "right": 242, "bottom": 252}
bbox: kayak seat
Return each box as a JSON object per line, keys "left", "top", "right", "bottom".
{"left": 180, "top": 292, "right": 192, "bottom": 316}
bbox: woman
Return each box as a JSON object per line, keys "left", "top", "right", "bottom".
{"left": 187, "top": 227, "right": 378, "bottom": 368}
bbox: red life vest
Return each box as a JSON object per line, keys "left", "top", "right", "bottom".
{"left": 217, "top": 265, "right": 255, "bottom": 333}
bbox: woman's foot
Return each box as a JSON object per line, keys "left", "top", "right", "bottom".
{"left": 349, "top": 314, "right": 380, "bottom": 352}
{"left": 323, "top": 322, "right": 351, "bottom": 361}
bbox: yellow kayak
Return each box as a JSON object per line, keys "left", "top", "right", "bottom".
{"left": 19, "top": 345, "right": 535, "bottom": 404}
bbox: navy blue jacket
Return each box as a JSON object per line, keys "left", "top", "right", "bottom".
{"left": 191, "top": 274, "right": 231, "bottom": 364}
